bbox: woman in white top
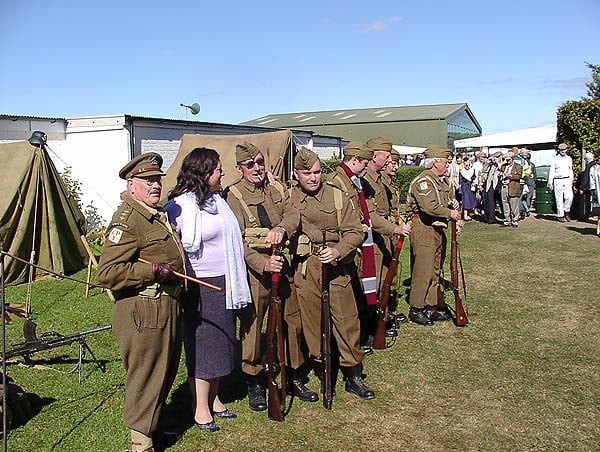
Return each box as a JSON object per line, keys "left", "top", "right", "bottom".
{"left": 165, "top": 147, "right": 251, "bottom": 432}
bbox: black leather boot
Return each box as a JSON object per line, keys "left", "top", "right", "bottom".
{"left": 409, "top": 307, "right": 433, "bottom": 326}
{"left": 245, "top": 373, "right": 267, "bottom": 411}
{"left": 342, "top": 365, "right": 375, "bottom": 400}
{"left": 425, "top": 306, "right": 451, "bottom": 322}
{"left": 287, "top": 368, "right": 318, "bottom": 402}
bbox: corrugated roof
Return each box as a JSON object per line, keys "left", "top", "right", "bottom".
{"left": 241, "top": 103, "right": 469, "bottom": 127}
{"left": 0, "top": 114, "right": 67, "bottom": 121}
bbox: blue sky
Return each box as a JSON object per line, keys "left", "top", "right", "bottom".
{"left": 1, "top": 0, "right": 599, "bottom": 134}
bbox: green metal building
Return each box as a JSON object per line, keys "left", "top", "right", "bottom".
{"left": 241, "top": 103, "right": 482, "bottom": 149}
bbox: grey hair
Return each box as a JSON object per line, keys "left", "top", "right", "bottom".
{"left": 422, "top": 157, "right": 446, "bottom": 169}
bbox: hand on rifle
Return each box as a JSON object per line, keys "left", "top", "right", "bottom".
{"left": 264, "top": 254, "right": 284, "bottom": 273}
{"left": 151, "top": 262, "right": 179, "bottom": 283}
{"left": 265, "top": 226, "right": 286, "bottom": 245}
{"left": 449, "top": 198, "right": 460, "bottom": 210}
{"left": 393, "top": 223, "right": 411, "bottom": 237}
{"left": 318, "top": 245, "right": 340, "bottom": 264}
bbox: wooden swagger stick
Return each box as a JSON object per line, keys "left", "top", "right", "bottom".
{"left": 138, "top": 258, "right": 222, "bottom": 291}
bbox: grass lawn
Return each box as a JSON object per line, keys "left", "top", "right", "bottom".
{"left": 3, "top": 215, "right": 600, "bottom": 451}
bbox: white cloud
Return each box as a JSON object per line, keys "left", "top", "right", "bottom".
{"left": 362, "top": 16, "right": 402, "bottom": 33}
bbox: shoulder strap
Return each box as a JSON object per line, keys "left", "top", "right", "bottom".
{"left": 333, "top": 185, "right": 343, "bottom": 228}
{"left": 271, "top": 180, "right": 286, "bottom": 199}
{"left": 228, "top": 185, "right": 259, "bottom": 227}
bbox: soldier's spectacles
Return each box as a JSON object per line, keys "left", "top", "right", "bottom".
{"left": 131, "top": 176, "right": 162, "bottom": 186}
{"left": 240, "top": 158, "right": 265, "bottom": 169}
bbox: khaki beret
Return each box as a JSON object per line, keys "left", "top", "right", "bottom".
{"left": 366, "top": 136, "right": 393, "bottom": 152}
{"left": 390, "top": 148, "right": 400, "bottom": 162}
{"left": 423, "top": 146, "right": 451, "bottom": 159}
{"left": 343, "top": 142, "right": 373, "bottom": 160}
{"left": 557, "top": 143, "right": 567, "bottom": 151}
{"left": 119, "top": 152, "right": 165, "bottom": 180}
{"left": 294, "top": 147, "right": 319, "bottom": 170}
{"left": 236, "top": 141, "right": 262, "bottom": 163}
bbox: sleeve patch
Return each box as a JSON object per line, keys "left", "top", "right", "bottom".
{"left": 107, "top": 228, "right": 123, "bottom": 244}
{"left": 419, "top": 181, "right": 429, "bottom": 191}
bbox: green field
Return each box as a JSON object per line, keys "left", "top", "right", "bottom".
{"left": 3, "top": 215, "right": 600, "bottom": 452}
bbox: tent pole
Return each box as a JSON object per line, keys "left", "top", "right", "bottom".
{"left": 25, "top": 167, "right": 42, "bottom": 318}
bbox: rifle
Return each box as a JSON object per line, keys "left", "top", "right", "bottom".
{"left": 266, "top": 245, "right": 286, "bottom": 422}
{"left": 3, "top": 319, "right": 112, "bottom": 382}
{"left": 373, "top": 235, "right": 405, "bottom": 350}
{"left": 320, "top": 231, "right": 333, "bottom": 410}
{"left": 450, "top": 221, "right": 469, "bottom": 326}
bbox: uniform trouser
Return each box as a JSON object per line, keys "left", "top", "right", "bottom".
{"left": 553, "top": 178, "right": 573, "bottom": 216}
{"left": 239, "top": 270, "right": 304, "bottom": 376}
{"left": 583, "top": 190, "right": 592, "bottom": 219}
{"left": 501, "top": 187, "right": 520, "bottom": 223}
{"left": 409, "top": 219, "right": 445, "bottom": 309}
{"left": 113, "top": 294, "right": 182, "bottom": 436}
{"left": 294, "top": 255, "right": 364, "bottom": 368}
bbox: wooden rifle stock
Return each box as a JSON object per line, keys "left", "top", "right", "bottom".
{"left": 266, "top": 245, "right": 286, "bottom": 422}
{"left": 451, "top": 221, "right": 469, "bottom": 326}
{"left": 320, "top": 232, "right": 333, "bottom": 410}
{"left": 373, "top": 236, "right": 405, "bottom": 350}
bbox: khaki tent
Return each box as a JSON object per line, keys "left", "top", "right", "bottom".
{"left": 0, "top": 140, "right": 88, "bottom": 286}
{"left": 162, "top": 130, "right": 293, "bottom": 198}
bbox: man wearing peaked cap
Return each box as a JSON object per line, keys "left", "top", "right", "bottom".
{"left": 548, "top": 142, "right": 574, "bottom": 221}
{"left": 405, "top": 145, "right": 461, "bottom": 326}
{"left": 290, "top": 147, "right": 377, "bottom": 400}
{"left": 224, "top": 142, "right": 318, "bottom": 410}
{"left": 119, "top": 152, "right": 166, "bottom": 180}
{"left": 98, "top": 152, "right": 186, "bottom": 452}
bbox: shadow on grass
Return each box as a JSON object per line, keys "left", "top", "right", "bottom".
{"left": 566, "top": 225, "right": 599, "bottom": 236}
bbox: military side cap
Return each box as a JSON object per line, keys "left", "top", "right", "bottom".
{"left": 366, "top": 136, "right": 393, "bottom": 152}
{"left": 423, "top": 146, "right": 451, "bottom": 159}
{"left": 294, "top": 147, "right": 319, "bottom": 170}
{"left": 390, "top": 148, "right": 400, "bottom": 162}
{"left": 343, "top": 142, "right": 373, "bottom": 160}
{"left": 236, "top": 141, "right": 261, "bottom": 163}
{"left": 492, "top": 151, "right": 502, "bottom": 158}
{"left": 119, "top": 152, "right": 165, "bottom": 180}
{"left": 557, "top": 143, "right": 567, "bottom": 150}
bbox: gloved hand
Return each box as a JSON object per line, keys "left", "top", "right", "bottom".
{"left": 151, "top": 262, "right": 178, "bottom": 283}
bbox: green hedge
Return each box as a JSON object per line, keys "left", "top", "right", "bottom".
{"left": 394, "top": 166, "right": 424, "bottom": 198}
{"left": 557, "top": 99, "right": 600, "bottom": 178}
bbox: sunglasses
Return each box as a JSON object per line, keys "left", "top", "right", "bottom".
{"left": 240, "top": 158, "right": 265, "bottom": 169}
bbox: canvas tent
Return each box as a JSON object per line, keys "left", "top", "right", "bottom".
{"left": 162, "top": 129, "right": 293, "bottom": 197}
{"left": 0, "top": 140, "right": 88, "bottom": 286}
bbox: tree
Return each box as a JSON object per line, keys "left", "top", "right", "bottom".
{"left": 584, "top": 62, "right": 600, "bottom": 100}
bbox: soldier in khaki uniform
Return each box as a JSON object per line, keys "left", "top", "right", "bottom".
{"left": 406, "top": 146, "right": 461, "bottom": 326}
{"left": 224, "top": 142, "right": 317, "bottom": 411}
{"left": 291, "top": 148, "right": 375, "bottom": 400}
{"left": 382, "top": 148, "right": 402, "bottom": 221}
{"left": 362, "top": 138, "right": 411, "bottom": 339}
{"left": 363, "top": 137, "right": 411, "bottom": 292}
{"left": 98, "top": 153, "right": 185, "bottom": 452}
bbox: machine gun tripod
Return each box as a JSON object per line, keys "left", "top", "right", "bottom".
{"left": 3, "top": 319, "right": 112, "bottom": 384}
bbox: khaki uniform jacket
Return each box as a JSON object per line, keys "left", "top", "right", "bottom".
{"left": 407, "top": 169, "right": 453, "bottom": 223}
{"left": 363, "top": 167, "right": 397, "bottom": 237}
{"left": 327, "top": 167, "right": 361, "bottom": 219}
{"left": 224, "top": 178, "right": 300, "bottom": 274}
{"left": 381, "top": 172, "right": 401, "bottom": 220}
{"left": 98, "top": 192, "right": 185, "bottom": 294}
{"left": 290, "top": 182, "right": 363, "bottom": 259}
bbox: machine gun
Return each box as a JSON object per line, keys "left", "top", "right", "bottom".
{"left": 320, "top": 231, "right": 333, "bottom": 410}
{"left": 3, "top": 319, "right": 112, "bottom": 383}
{"left": 265, "top": 245, "right": 286, "bottom": 422}
{"left": 450, "top": 221, "right": 469, "bottom": 326}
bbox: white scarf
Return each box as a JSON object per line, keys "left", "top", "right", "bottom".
{"left": 166, "top": 191, "right": 251, "bottom": 310}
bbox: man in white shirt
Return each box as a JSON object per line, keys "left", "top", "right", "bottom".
{"left": 548, "top": 143, "right": 574, "bottom": 221}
